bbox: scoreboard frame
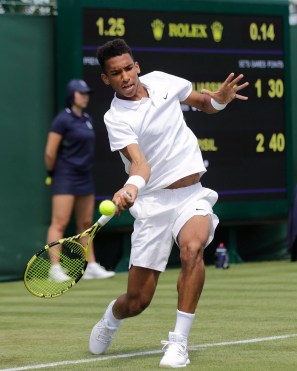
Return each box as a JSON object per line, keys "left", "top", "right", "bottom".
{"left": 56, "top": 0, "right": 294, "bottom": 224}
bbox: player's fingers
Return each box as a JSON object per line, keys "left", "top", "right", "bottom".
{"left": 222, "top": 72, "right": 235, "bottom": 86}
{"left": 235, "top": 82, "right": 249, "bottom": 91}
{"left": 124, "top": 190, "right": 133, "bottom": 200}
{"left": 228, "top": 74, "right": 245, "bottom": 87}
{"left": 113, "top": 194, "right": 124, "bottom": 214}
{"left": 235, "top": 94, "right": 249, "bottom": 100}
{"left": 114, "top": 189, "right": 134, "bottom": 212}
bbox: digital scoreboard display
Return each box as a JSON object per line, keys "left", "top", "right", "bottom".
{"left": 59, "top": 1, "right": 290, "bottom": 221}
{"left": 83, "top": 11, "right": 286, "bottom": 195}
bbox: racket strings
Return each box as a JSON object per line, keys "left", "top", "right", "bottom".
{"left": 24, "top": 240, "right": 86, "bottom": 298}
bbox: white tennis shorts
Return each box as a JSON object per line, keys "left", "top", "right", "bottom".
{"left": 128, "top": 182, "right": 219, "bottom": 272}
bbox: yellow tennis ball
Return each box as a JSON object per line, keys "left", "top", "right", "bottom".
{"left": 45, "top": 176, "right": 52, "bottom": 186}
{"left": 99, "top": 200, "right": 116, "bottom": 216}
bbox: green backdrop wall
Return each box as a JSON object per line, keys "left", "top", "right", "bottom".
{"left": 0, "top": 15, "right": 55, "bottom": 281}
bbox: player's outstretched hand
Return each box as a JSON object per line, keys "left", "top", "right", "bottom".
{"left": 201, "top": 73, "right": 249, "bottom": 104}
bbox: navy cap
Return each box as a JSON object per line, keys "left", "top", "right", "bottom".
{"left": 67, "top": 79, "right": 92, "bottom": 94}
{"left": 65, "top": 79, "right": 92, "bottom": 107}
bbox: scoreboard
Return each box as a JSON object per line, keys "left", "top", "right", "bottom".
{"left": 57, "top": 0, "right": 293, "bottom": 222}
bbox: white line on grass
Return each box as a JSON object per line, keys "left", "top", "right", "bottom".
{"left": 1, "top": 333, "right": 297, "bottom": 371}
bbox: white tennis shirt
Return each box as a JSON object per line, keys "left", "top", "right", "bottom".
{"left": 104, "top": 71, "right": 206, "bottom": 194}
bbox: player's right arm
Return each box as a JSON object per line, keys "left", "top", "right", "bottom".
{"left": 45, "top": 132, "right": 63, "bottom": 173}
{"left": 182, "top": 72, "right": 249, "bottom": 113}
{"left": 113, "top": 143, "right": 151, "bottom": 213}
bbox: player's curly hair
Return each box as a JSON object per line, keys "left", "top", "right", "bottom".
{"left": 96, "top": 39, "right": 134, "bottom": 73}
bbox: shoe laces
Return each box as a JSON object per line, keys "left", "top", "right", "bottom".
{"left": 161, "top": 339, "right": 187, "bottom": 355}
{"left": 95, "top": 320, "right": 116, "bottom": 344}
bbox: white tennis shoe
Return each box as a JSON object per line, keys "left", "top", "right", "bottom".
{"left": 83, "top": 262, "right": 115, "bottom": 279}
{"left": 159, "top": 332, "right": 190, "bottom": 368}
{"left": 48, "top": 264, "right": 71, "bottom": 282}
{"left": 89, "top": 300, "right": 119, "bottom": 354}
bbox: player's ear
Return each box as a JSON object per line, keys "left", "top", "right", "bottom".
{"left": 101, "top": 73, "right": 110, "bottom": 86}
{"left": 135, "top": 61, "right": 140, "bottom": 74}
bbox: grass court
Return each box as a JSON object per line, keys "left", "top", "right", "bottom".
{"left": 1, "top": 261, "right": 297, "bottom": 370}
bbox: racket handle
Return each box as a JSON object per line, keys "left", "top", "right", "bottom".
{"left": 97, "top": 214, "right": 114, "bottom": 226}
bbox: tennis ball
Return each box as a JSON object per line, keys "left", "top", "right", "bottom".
{"left": 45, "top": 176, "right": 52, "bottom": 186}
{"left": 99, "top": 200, "right": 116, "bottom": 216}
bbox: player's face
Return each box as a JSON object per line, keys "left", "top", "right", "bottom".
{"left": 101, "top": 53, "right": 142, "bottom": 100}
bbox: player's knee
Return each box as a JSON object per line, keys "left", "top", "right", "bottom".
{"left": 180, "top": 240, "right": 204, "bottom": 267}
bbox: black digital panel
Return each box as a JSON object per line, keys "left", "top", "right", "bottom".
{"left": 82, "top": 9, "right": 287, "bottom": 206}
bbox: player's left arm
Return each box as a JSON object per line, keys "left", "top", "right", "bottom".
{"left": 182, "top": 72, "right": 249, "bottom": 114}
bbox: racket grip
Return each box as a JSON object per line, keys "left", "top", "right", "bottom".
{"left": 97, "top": 214, "right": 114, "bottom": 226}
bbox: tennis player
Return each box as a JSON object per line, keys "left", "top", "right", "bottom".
{"left": 89, "top": 39, "right": 248, "bottom": 368}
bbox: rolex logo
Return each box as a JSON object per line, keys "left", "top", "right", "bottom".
{"left": 151, "top": 19, "right": 165, "bottom": 41}
{"left": 211, "top": 21, "right": 223, "bottom": 42}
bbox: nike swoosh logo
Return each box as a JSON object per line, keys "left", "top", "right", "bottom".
{"left": 163, "top": 92, "right": 168, "bottom": 99}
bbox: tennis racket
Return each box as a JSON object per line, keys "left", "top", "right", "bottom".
{"left": 24, "top": 213, "right": 114, "bottom": 299}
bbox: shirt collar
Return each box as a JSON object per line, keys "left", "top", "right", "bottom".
{"left": 113, "top": 82, "right": 156, "bottom": 110}
{"left": 65, "top": 107, "right": 84, "bottom": 119}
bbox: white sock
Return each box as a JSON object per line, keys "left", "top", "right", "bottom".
{"left": 105, "top": 300, "right": 122, "bottom": 328}
{"left": 174, "top": 309, "right": 195, "bottom": 339}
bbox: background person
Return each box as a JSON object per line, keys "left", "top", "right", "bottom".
{"left": 88, "top": 39, "right": 248, "bottom": 368}
{"left": 45, "top": 79, "right": 115, "bottom": 281}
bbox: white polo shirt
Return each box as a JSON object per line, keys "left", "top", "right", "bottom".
{"left": 104, "top": 71, "right": 206, "bottom": 194}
